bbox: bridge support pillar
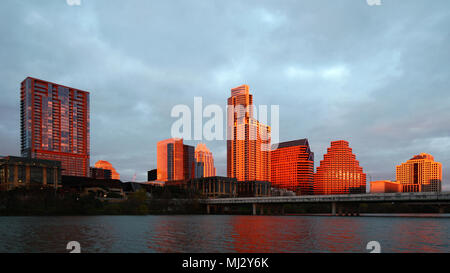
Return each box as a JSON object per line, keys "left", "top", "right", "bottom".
{"left": 206, "top": 204, "right": 211, "bottom": 215}
{"left": 439, "top": 206, "right": 445, "bottom": 214}
{"left": 252, "top": 203, "right": 257, "bottom": 216}
{"left": 332, "top": 202, "right": 337, "bottom": 216}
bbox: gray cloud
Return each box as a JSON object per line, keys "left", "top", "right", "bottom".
{"left": 0, "top": 0, "right": 449, "bottom": 190}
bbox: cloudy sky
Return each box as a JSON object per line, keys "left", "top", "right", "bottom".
{"left": 0, "top": 0, "right": 449, "bottom": 189}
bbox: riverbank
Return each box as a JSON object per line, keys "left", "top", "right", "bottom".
{"left": 1, "top": 188, "right": 448, "bottom": 216}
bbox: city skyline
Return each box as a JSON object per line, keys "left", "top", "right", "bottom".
{"left": 0, "top": 1, "right": 449, "bottom": 190}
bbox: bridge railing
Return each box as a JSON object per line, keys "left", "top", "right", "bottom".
{"left": 201, "top": 192, "right": 450, "bottom": 204}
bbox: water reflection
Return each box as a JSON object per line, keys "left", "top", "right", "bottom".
{"left": 0, "top": 215, "right": 448, "bottom": 253}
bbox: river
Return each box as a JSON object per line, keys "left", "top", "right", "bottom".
{"left": 0, "top": 215, "right": 448, "bottom": 253}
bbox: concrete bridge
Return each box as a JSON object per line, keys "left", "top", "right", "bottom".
{"left": 201, "top": 192, "right": 450, "bottom": 216}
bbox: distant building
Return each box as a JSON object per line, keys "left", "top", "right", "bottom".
{"left": 195, "top": 162, "right": 204, "bottom": 179}
{"left": 227, "top": 85, "right": 271, "bottom": 182}
{"left": 157, "top": 138, "right": 196, "bottom": 182}
{"left": 314, "top": 140, "right": 366, "bottom": 195}
{"left": 147, "top": 169, "right": 157, "bottom": 181}
{"left": 94, "top": 160, "right": 120, "bottom": 180}
{"left": 157, "top": 138, "right": 184, "bottom": 181}
{"left": 0, "top": 156, "right": 61, "bottom": 191}
{"left": 90, "top": 167, "right": 112, "bottom": 180}
{"left": 271, "top": 139, "right": 314, "bottom": 195}
{"left": 166, "top": 176, "right": 238, "bottom": 198}
{"left": 62, "top": 175, "right": 125, "bottom": 199}
{"left": 237, "top": 181, "right": 271, "bottom": 197}
{"left": 271, "top": 187, "right": 296, "bottom": 197}
{"left": 20, "top": 77, "right": 90, "bottom": 177}
{"left": 184, "top": 144, "right": 195, "bottom": 179}
{"left": 370, "top": 180, "right": 402, "bottom": 193}
{"left": 195, "top": 143, "right": 216, "bottom": 178}
{"left": 396, "top": 153, "right": 442, "bottom": 193}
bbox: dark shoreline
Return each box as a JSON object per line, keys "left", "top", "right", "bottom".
{"left": 1, "top": 213, "right": 450, "bottom": 219}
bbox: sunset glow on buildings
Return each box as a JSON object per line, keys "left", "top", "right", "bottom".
{"left": 20, "top": 77, "right": 90, "bottom": 177}
{"left": 157, "top": 138, "right": 184, "bottom": 181}
{"left": 94, "top": 160, "right": 120, "bottom": 180}
{"left": 396, "top": 153, "right": 442, "bottom": 192}
{"left": 370, "top": 180, "right": 402, "bottom": 193}
{"left": 271, "top": 139, "right": 314, "bottom": 194}
{"left": 227, "top": 85, "right": 271, "bottom": 182}
{"left": 314, "top": 140, "right": 366, "bottom": 195}
{"left": 157, "top": 138, "right": 195, "bottom": 182}
{"left": 195, "top": 143, "right": 216, "bottom": 178}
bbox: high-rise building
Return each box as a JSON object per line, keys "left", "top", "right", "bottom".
{"left": 314, "top": 140, "right": 366, "bottom": 195}
{"left": 195, "top": 143, "right": 216, "bottom": 178}
{"left": 20, "top": 77, "right": 90, "bottom": 177}
{"left": 94, "top": 160, "right": 120, "bottom": 180}
{"left": 157, "top": 138, "right": 195, "bottom": 182}
{"left": 227, "top": 85, "right": 271, "bottom": 182}
{"left": 396, "top": 153, "right": 442, "bottom": 193}
{"left": 184, "top": 145, "right": 195, "bottom": 180}
{"left": 271, "top": 139, "right": 314, "bottom": 195}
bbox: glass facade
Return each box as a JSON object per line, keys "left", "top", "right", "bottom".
{"left": 271, "top": 139, "right": 314, "bottom": 195}
{"left": 20, "top": 77, "right": 90, "bottom": 177}
{"left": 227, "top": 85, "right": 271, "bottom": 182}
{"left": 157, "top": 138, "right": 189, "bottom": 181}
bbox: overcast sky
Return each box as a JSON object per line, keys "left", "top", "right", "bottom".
{"left": 0, "top": 0, "right": 449, "bottom": 189}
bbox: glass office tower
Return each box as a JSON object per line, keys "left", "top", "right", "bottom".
{"left": 271, "top": 139, "right": 314, "bottom": 195}
{"left": 227, "top": 85, "right": 271, "bottom": 182}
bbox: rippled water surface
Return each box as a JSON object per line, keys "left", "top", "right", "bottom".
{"left": 0, "top": 215, "right": 448, "bottom": 253}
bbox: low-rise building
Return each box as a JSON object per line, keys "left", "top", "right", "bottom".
{"left": 166, "top": 176, "right": 238, "bottom": 198}
{"left": 370, "top": 180, "right": 402, "bottom": 193}
{"left": 237, "top": 181, "right": 271, "bottom": 197}
{"left": 0, "top": 156, "right": 61, "bottom": 191}
{"left": 90, "top": 167, "right": 112, "bottom": 180}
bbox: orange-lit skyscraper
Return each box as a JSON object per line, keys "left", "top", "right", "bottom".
{"left": 227, "top": 85, "right": 271, "bottom": 182}
{"left": 396, "top": 153, "right": 442, "bottom": 192}
{"left": 157, "top": 138, "right": 195, "bottom": 182}
{"left": 271, "top": 139, "right": 314, "bottom": 195}
{"left": 314, "top": 140, "right": 366, "bottom": 195}
{"left": 20, "top": 77, "right": 90, "bottom": 177}
{"left": 94, "top": 160, "right": 120, "bottom": 180}
{"left": 195, "top": 143, "right": 216, "bottom": 178}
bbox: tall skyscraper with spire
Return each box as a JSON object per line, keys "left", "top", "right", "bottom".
{"left": 227, "top": 85, "right": 271, "bottom": 182}
{"left": 20, "top": 77, "right": 90, "bottom": 177}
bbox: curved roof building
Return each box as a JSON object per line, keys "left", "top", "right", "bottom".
{"left": 94, "top": 160, "right": 120, "bottom": 180}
